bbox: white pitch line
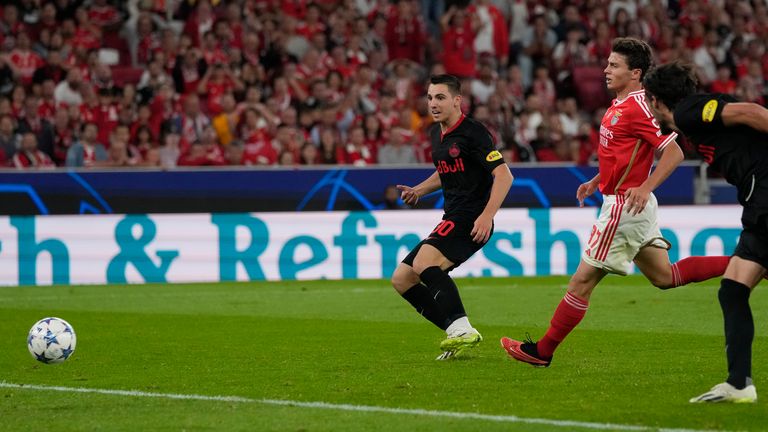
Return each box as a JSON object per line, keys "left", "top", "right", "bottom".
{"left": 0, "top": 382, "right": 727, "bottom": 432}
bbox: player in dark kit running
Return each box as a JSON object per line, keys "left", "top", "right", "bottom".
{"left": 644, "top": 61, "right": 768, "bottom": 403}
{"left": 393, "top": 74, "right": 513, "bottom": 360}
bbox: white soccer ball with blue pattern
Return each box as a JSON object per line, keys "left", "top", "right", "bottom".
{"left": 27, "top": 317, "right": 77, "bottom": 364}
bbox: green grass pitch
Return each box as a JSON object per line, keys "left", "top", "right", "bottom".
{"left": 0, "top": 276, "right": 766, "bottom": 431}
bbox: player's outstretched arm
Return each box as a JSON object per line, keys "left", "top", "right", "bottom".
{"left": 721, "top": 102, "right": 768, "bottom": 134}
{"left": 624, "top": 141, "right": 684, "bottom": 215}
{"left": 396, "top": 170, "right": 442, "bottom": 207}
{"left": 471, "top": 164, "right": 514, "bottom": 243}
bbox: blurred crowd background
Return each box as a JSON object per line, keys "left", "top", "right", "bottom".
{"left": 0, "top": 0, "right": 765, "bottom": 170}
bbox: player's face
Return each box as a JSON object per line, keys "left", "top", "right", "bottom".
{"left": 427, "top": 84, "right": 460, "bottom": 123}
{"left": 646, "top": 93, "right": 677, "bottom": 135}
{"left": 604, "top": 52, "right": 638, "bottom": 94}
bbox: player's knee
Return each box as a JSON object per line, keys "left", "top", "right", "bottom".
{"left": 647, "top": 273, "right": 674, "bottom": 290}
{"left": 391, "top": 266, "right": 418, "bottom": 294}
{"left": 651, "top": 277, "right": 674, "bottom": 290}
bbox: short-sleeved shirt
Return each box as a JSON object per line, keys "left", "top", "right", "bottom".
{"left": 674, "top": 93, "right": 768, "bottom": 210}
{"left": 598, "top": 90, "right": 678, "bottom": 194}
{"left": 429, "top": 114, "right": 506, "bottom": 218}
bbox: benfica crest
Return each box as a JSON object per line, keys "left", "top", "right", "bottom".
{"left": 610, "top": 110, "right": 622, "bottom": 125}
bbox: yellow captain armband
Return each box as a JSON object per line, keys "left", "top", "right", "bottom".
{"left": 702, "top": 99, "right": 718, "bottom": 123}
{"left": 486, "top": 150, "right": 502, "bottom": 162}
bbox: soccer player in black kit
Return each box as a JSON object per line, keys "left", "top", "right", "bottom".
{"left": 392, "top": 74, "right": 513, "bottom": 360}
{"left": 644, "top": 61, "right": 768, "bottom": 403}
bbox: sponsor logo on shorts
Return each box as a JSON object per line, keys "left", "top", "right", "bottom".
{"left": 702, "top": 100, "right": 718, "bottom": 122}
{"left": 486, "top": 150, "right": 502, "bottom": 162}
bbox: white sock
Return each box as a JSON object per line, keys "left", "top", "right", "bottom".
{"left": 446, "top": 316, "right": 472, "bottom": 335}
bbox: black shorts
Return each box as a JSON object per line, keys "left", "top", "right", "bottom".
{"left": 402, "top": 215, "right": 492, "bottom": 271}
{"left": 734, "top": 210, "right": 768, "bottom": 269}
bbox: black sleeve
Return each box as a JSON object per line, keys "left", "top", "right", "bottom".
{"left": 467, "top": 123, "right": 506, "bottom": 172}
{"left": 673, "top": 93, "right": 735, "bottom": 135}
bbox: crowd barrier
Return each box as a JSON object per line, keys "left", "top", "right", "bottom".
{"left": 0, "top": 164, "right": 698, "bottom": 215}
{"left": 0, "top": 206, "right": 741, "bottom": 286}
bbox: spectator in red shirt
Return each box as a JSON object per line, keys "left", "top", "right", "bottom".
{"left": 88, "top": 0, "right": 121, "bottom": 31}
{"left": 72, "top": 7, "right": 102, "bottom": 51}
{"left": 280, "top": 0, "right": 308, "bottom": 19}
{"left": 12, "top": 132, "right": 54, "bottom": 169}
{"left": 9, "top": 31, "right": 44, "bottom": 86}
{"left": 178, "top": 127, "right": 226, "bottom": 166}
{"left": 296, "top": 3, "right": 325, "bottom": 40}
{"left": 51, "top": 108, "right": 74, "bottom": 165}
{"left": 338, "top": 125, "right": 374, "bottom": 166}
{"left": 223, "top": 2, "right": 244, "bottom": 49}
{"left": 385, "top": 0, "right": 425, "bottom": 63}
{"left": 440, "top": 6, "right": 479, "bottom": 79}
{"left": 172, "top": 47, "right": 206, "bottom": 95}
{"left": 710, "top": 63, "right": 737, "bottom": 94}
{"left": 197, "top": 62, "right": 244, "bottom": 115}
{"left": 467, "top": 0, "right": 509, "bottom": 67}
{"left": 200, "top": 30, "right": 228, "bottom": 66}
{"left": 239, "top": 107, "right": 276, "bottom": 165}
{"left": 134, "top": 13, "right": 161, "bottom": 66}
{"left": 182, "top": 0, "right": 214, "bottom": 48}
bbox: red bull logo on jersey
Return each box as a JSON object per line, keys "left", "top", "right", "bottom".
{"left": 437, "top": 158, "right": 465, "bottom": 173}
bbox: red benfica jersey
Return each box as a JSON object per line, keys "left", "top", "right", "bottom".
{"left": 598, "top": 90, "right": 677, "bottom": 195}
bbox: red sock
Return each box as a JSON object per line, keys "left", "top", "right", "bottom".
{"left": 670, "top": 256, "right": 729, "bottom": 287}
{"left": 537, "top": 292, "right": 589, "bottom": 358}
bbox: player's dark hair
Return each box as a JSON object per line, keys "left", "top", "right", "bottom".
{"left": 430, "top": 74, "right": 461, "bottom": 96}
{"left": 612, "top": 37, "right": 653, "bottom": 79}
{"left": 643, "top": 62, "right": 698, "bottom": 111}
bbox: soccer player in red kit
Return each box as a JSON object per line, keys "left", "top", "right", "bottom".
{"left": 501, "top": 38, "right": 731, "bottom": 367}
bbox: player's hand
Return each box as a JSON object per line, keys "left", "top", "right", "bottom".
{"left": 576, "top": 181, "right": 598, "bottom": 207}
{"left": 396, "top": 185, "right": 419, "bottom": 206}
{"left": 471, "top": 213, "right": 493, "bottom": 243}
{"left": 624, "top": 186, "right": 650, "bottom": 215}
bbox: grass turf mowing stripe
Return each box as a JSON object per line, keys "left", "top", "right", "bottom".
{"left": 0, "top": 382, "right": 727, "bottom": 432}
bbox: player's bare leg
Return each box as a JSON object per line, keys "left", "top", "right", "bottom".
{"left": 634, "top": 245, "right": 729, "bottom": 289}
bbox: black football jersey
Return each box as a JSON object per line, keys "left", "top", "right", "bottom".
{"left": 429, "top": 115, "right": 506, "bottom": 217}
{"left": 674, "top": 93, "right": 768, "bottom": 207}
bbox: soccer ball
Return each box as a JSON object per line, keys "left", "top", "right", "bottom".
{"left": 27, "top": 317, "right": 77, "bottom": 364}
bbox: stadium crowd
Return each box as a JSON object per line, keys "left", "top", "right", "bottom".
{"left": 0, "top": 0, "right": 765, "bottom": 169}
